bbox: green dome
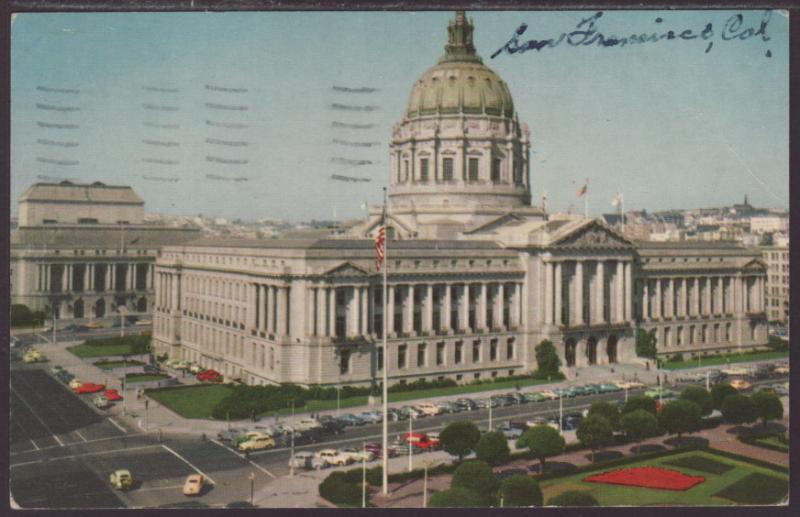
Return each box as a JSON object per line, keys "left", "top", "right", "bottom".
{"left": 405, "top": 12, "right": 514, "bottom": 119}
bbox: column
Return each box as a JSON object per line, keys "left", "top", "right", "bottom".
{"left": 170, "top": 273, "right": 179, "bottom": 310}
{"left": 554, "top": 263, "right": 563, "bottom": 326}
{"left": 360, "top": 287, "right": 369, "bottom": 335}
{"left": 574, "top": 261, "right": 584, "bottom": 325}
{"left": 624, "top": 262, "right": 632, "bottom": 321}
{"left": 387, "top": 285, "right": 396, "bottom": 335}
{"left": 316, "top": 286, "right": 327, "bottom": 337}
{"left": 704, "top": 278, "right": 712, "bottom": 315}
{"left": 544, "top": 262, "right": 553, "bottom": 325}
{"left": 459, "top": 284, "right": 469, "bottom": 331}
{"left": 328, "top": 287, "right": 337, "bottom": 338}
{"left": 404, "top": 285, "right": 414, "bottom": 334}
{"left": 266, "top": 285, "right": 276, "bottom": 333}
{"left": 679, "top": 278, "right": 687, "bottom": 317}
{"left": 350, "top": 286, "right": 360, "bottom": 337}
{"left": 62, "top": 265, "right": 69, "bottom": 292}
{"left": 423, "top": 284, "right": 434, "bottom": 333}
{"left": 442, "top": 284, "right": 452, "bottom": 331}
{"left": 654, "top": 277, "right": 662, "bottom": 320}
{"left": 277, "top": 286, "right": 288, "bottom": 336}
{"left": 83, "top": 265, "right": 90, "bottom": 291}
{"left": 615, "top": 261, "right": 624, "bottom": 322}
{"left": 478, "top": 283, "right": 488, "bottom": 330}
{"left": 495, "top": 283, "right": 504, "bottom": 329}
{"left": 642, "top": 280, "right": 649, "bottom": 321}
{"left": 593, "top": 261, "right": 604, "bottom": 324}
{"left": 666, "top": 278, "right": 674, "bottom": 319}
{"left": 735, "top": 276, "right": 743, "bottom": 314}
{"left": 511, "top": 283, "right": 521, "bottom": 328}
{"left": 692, "top": 277, "right": 700, "bottom": 316}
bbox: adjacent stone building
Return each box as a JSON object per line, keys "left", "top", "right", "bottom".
{"left": 761, "top": 242, "right": 790, "bottom": 326}
{"left": 10, "top": 180, "right": 200, "bottom": 320}
{"left": 152, "top": 12, "right": 769, "bottom": 387}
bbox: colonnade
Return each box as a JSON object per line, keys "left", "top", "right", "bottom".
{"left": 640, "top": 274, "right": 765, "bottom": 321}
{"left": 36, "top": 262, "right": 154, "bottom": 293}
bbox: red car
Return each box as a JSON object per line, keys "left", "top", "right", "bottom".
{"left": 196, "top": 369, "right": 223, "bottom": 383}
{"left": 104, "top": 389, "right": 123, "bottom": 401}
{"left": 74, "top": 383, "right": 106, "bottom": 394}
{"left": 365, "top": 442, "right": 398, "bottom": 459}
{"left": 402, "top": 432, "right": 439, "bottom": 450}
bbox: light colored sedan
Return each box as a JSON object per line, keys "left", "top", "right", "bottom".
{"left": 183, "top": 474, "right": 205, "bottom": 496}
{"left": 339, "top": 447, "right": 375, "bottom": 462}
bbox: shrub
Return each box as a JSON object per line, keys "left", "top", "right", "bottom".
{"left": 387, "top": 377, "right": 458, "bottom": 393}
{"left": 659, "top": 399, "right": 702, "bottom": 439}
{"left": 440, "top": 421, "right": 481, "bottom": 461}
{"left": 11, "top": 304, "right": 46, "bottom": 327}
{"left": 636, "top": 328, "right": 657, "bottom": 359}
{"left": 767, "top": 335, "right": 789, "bottom": 352}
{"left": 475, "top": 431, "right": 510, "bottom": 466}
{"left": 587, "top": 401, "right": 621, "bottom": 430}
{"left": 451, "top": 460, "right": 500, "bottom": 504}
{"left": 82, "top": 334, "right": 152, "bottom": 354}
{"left": 721, "top": 394, "right": 757, "bottom": 425}
{"left": 711, "top": 383, "right": 737, "bottom": 410}
{"left": 576, "top": 415, "right": 614, "bottom": 462}
{"left": 668, "top": 353, "right": 684, "bottom": 363}
{"left": 620, "top": 409, "right": 659, "bottom": 452}
{"left": 499, "top": 474, "right": 542, "bottom": 507}
{"left": 318, "top": 471, "right": 362, "bottom": 506}
{"left": 622, "top": 395, "right": 657, "bottom": 415}
{"left": 752, "top": 390, "right": 783, "bottom": 428}
{"left": 428, "top": 487, "right": 488, "bottom": 508}
{"left": 546, "top": 490, "right": 599, "bottom": 507}
{"left": 211, "top": 384, "right": 307, "bottom": 420}
{"left": 517, "top": 425, "right": 565, "bottom": 472}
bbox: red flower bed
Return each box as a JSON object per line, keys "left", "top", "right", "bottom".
{"left": 584, "top": 466, "right": 705, "bottom": 491}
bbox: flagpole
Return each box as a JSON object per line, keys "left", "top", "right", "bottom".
{"left": 620, "top": 195, "right": 625, "bottom": 234}
{"left": 381, "top": 187, "right": 389, "bottom": 496}
{"left": 584, "top": 178, "right": 589, "bottom": 219}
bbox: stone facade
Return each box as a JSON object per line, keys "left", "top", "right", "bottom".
{"left": 761, "top": 244, "right": 790, "bottom": 325}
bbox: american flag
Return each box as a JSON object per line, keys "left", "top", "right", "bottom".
{"left": 375, "top": 224, "right": 386, "bottom": 271}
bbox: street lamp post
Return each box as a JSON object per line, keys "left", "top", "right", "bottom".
{"left": 705, "top": 370, "right": 710, "bottom": 391}
{"left": 408, "top": 415, "right": 413, "bottom": 472}
{"left": 422, "top": 462, "right": 429, "bottom": 508}
{"left": 488, "top": 398, "right": 493, "bottom": 431}
{"left": 336, "top": 384, "right": 341, "bottom": 417}
{"left": 249, "top": 472, "right": 255, "bottom": 506}
{"left": 559, "top": 390, "right": 563, "bottom": 431}
{"left": 289, "top": 427, "right": 295, "bottom": 478}
{"left": 361, "top": 441, "right": 367, "bottom": 508}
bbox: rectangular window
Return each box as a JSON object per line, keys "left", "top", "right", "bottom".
{"left": 468, "top": 158, "right": 479, "bottom": 182}
{"left": 491, "top": 158, "right": 501, "bottom": 182}
{"left": 677, "top": 327, "right": 683, "bottom": 346}
{"left": 404, "top": 160, "right": 410, "bottom": 181}
{"left": 436, "top": 342, "right": 445, "bottom": 366}
{"left": 506, "top": 338, "right": 515, "bottom": 360}
{"left": 490, "top": 339, "right": 498, "bottom": 361}
{"left": 472, "top": 340, "right": 481, "bottom": 363}
{"left": 443, "top": 157, "right": 454, "bottom": 181}
{"left": 420, "top": 158, "right": 429, "bottom": 182}
{"left": 455, "top": 341, "right": 463, "bottom": 364}
{"left": 398, "top": 345, "right": 407, "bottom": 369}
{"left": 417, "top": 343, "right": 426, "bottom": 367}
{"left": 377, "top": 346, "right": 383, "bottom": 371}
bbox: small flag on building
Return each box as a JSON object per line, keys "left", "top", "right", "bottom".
{"left": 577, "top": 180, "right": 588, "bottom": 197}
{"left": 374, "top": 211, "right": 386, "bottom": 272}
{"left": 611, "top": 193, "right": 623, "bottom": 207}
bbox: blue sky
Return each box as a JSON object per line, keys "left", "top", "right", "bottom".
{"left": 11, "top": 10, "right": 788, "bottom": 221}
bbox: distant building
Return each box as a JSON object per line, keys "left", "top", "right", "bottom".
{"left": 10, "top": 180, "right": 200, "bottom": 320}
{"left": 750, "top": 216, "right": 788, "bottom": 234}
{"left": 761, "top": 242, "right": 789, "bottom": 326}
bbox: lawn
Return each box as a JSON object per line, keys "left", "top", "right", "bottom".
{"left": 714, "top": 472, "right": 788, "bottom": 504}
{"left": 540, "top": 450, "right": 788, "bottom": 506}
{"left": 69, "top": 343, "right": 145, "bottom": 358}
{"left": 661, "top": 350, "right": 788, "bottom": 370}
{"left": 94, "top": 359, "right": 145, "bottom": 370}
{"left": 146, "top": 384, "right": 234, "bottom": 419}
{"left": 125, "top": 373, "right": 170, "bottom": 383}
{"left": 753, "top": 435, "right": 789, "bottom": 452}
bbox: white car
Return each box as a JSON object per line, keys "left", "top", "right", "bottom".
{"left": 315, "top": 448, "right": 352, "bottom": 466}
{"left": 614, "top": 380, "right": 646, "bottom": 390}
{"left": 339, "top": 447, "right": 375, "bottom": 463}
{"left": 539, "top": 390, "right": 559, "bottom": 400}
{"left": 288, "top": 451, "right": 325, "bottom": 469}
{"left": 293, "top": 418, "right": 322, "bottom": 432}
{"left": 415, "top": 403, "right": 442, "bottom": 416}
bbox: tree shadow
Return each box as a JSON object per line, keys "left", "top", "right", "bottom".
{"left": 586, "top": 450, "right": 624, "bottom": 463}
{"left": 528, "top": 461, "right": 577, "bottom": 475}
{"left": 496, "top": 468, "right": 528, "bottom": 480}
{"left": 663, "top": 436, "right": 709, "bottom": 449}
{"left": 631, "top": 443, "right": 667, "bottom": 455}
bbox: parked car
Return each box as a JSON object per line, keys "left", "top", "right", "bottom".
{"left": 318, "top": 417, "right": 346, "bottom": 434}
{"left": 436, "top": 400, "right": 460, "bottom": 413}
{"left": 522, "top": 392, "right": 546, "bottom": 403}
{"left": 402, "top": 432, "right": 439, "bottom": 451}
{"left": 50, "top": 365, "right": 64, "bottom": 375}
{"left": 399, "top": 406, "right": 423, "bottom": 419}
{"left": 729, "top": 379, "right": 752, "bottom": 392}
{"left": 279, "top": 429, "right": 322, "bottom": 447}
{"left": 182, "top": 474, "right": 205, "bottom": 496}
{"left": 773, "top": 365, "right": 789, "bottom": 375}
{"left": 105, "top": 389, "right": 123, "bottom": 401}
{"left": 288, "top": 451, "right": 325, "bottom": 470}
{"left": 75, "top": 382, "right": 106, "bottom": 394}
{"left": 237, "top": 433, "right": 275, "bottom": 451}
{"left": 415, "top": 402, "right": 442, "bottom": 416}
{"left": 143, "top": 364, "right": 162, "bottom": 374}
{"left": 69, "top": 378, "right": 83, "bottom": 389}
{"left": 454, "top": 398, "right": 478, "bottom": 411}
{"left": 365, "top": 442, "right": 398, "bottom": 459}
{"left": 387, "top": 408, "right": 406, "bottom": 421}
{"left": 339, "top": 447, "right": 375, "bottom": 463}
{"left": 539, "top": 390, "right": 558, "bottom": 400}
{"left": 491, "top": 395, "right": 516, "bottom": 407}
{"left": 189, "top": 364, "right": 205, "bottom": 374}
{"left": 23, "top": 350, "right": 45, "bottom": 363}
{"left": 506, "top": 392, "right": 527, "bottom": 404}
{"left": 358, "top": 411, "right": 382, "bottom": 424}
{"left": 599, "top": 383, "right": 622, "bottom": 393}
{"left": 644, "top": 387, "right": 675, "bottom": 399}
{"left": 337, "top": 413, "right": 366, "bottom": 427}
{"left": 495, "top": 422, "right": 523, "bottom": 439}
{"left": 315, "top": 448, "right": 352, "bottom": 466}
{"left": 93, "top": 395, "right": 111, "bottom": 409}
{"left": 476, "top": 398, "right": 499, "bottom": 409}
{"left": 293, "top": 418, "right": 323, "bottom": 432}
{"left": 614, "top": 380, "right": 646, "bottom": 390}
{"left": 85, "top": 321, "right": 104, "bottom": 329}
{"left": 109, "top": 470, "right": 134, "bottom": 490}
{"left": 196, "top": 369, "right": 223, "bottom": 383}
{"left": 217, "top": 428, "right": 249, "bottom": 444}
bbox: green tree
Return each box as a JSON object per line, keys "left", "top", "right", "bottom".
{"left": 499, "top": 474, "right": 543, "bottom": 507}
{"left": 721, "top": 394, "right": 758, "bottom": 426}
{"left": 451, "top": 460, "right": 499, "bottom": 505}
{"left": 475, "top": 431, "right": 510, "bottom": 466}
{"left": 679, "top": 385, "right": 713, "bottom": 416}
{"left": 439, "top": 421, "right": 481, "bottom": 461}
{"left": 752, "top": 391, "right": 784, "bottom": 429}
{"left": 516, "top": 425, "right": 565, "bottom": 473}
{"left": 587, "top": 401, "right": 621, "bottom": 430}
{"left": 635, "top": 328, "right": 657, "bottom": 359}
{"left": 622, "top": 395, "right": 657, "bottom": 416}
{"left": 620, "top": 409, "right": 659, "bottom": 453}
{"left": 711, "top": 383, "right": 738, "bottom": 410}
{"left": 659, "top": 399, "right": 702, "bottom": 440}
{"left": 534, "top": 340, "right": 561, "bottom": 378}
{"left": 576, "top": 415, "right": 614, "bottom": 462}
{"left": 428, "top": 487, "right": 488, "bottom": 508}
{"left": 546, "top": 491, "right": 599, "bottom": 507}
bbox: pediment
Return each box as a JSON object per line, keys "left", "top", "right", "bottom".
{"left": 742, "top": 258, "right": 767, "bottom": 271}
{"left": 552, "top": 221, "right": 633, "bottom": 249}
{"left": 324, "top": 262, "right": 369, "bottom": 277}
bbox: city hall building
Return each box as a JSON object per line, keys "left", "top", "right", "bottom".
{"left": 152, "top": 12, "right": 768, "bottom": 387}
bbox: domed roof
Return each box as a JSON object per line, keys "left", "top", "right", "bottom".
{"left": 406, "top": 12, "right": 514, "bottom": 119}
